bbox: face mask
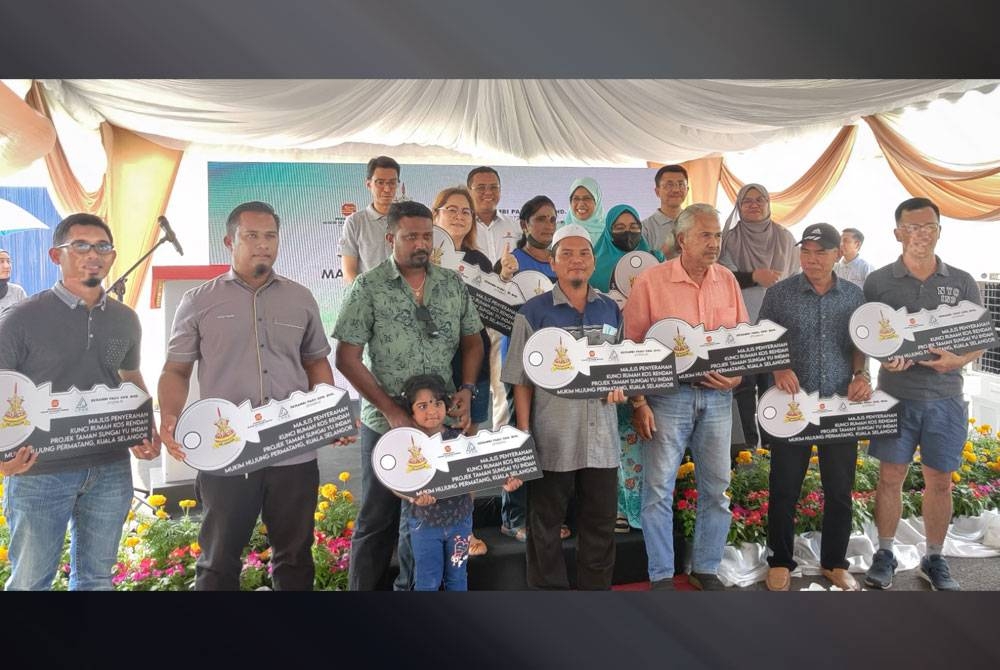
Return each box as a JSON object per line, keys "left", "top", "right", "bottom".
{"left": 611, "top": 231, "right": 641, "bottom": 252}
{"left": 526, "top": 234, "right": 549, "bottom": 250}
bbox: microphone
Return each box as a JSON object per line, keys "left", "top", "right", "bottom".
{"left": 158, "top": 216, "right": 184, "bottom": 256}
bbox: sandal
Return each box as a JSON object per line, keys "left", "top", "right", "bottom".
{"left": 560, "top": 524, "right": 572, "bottom": 540}
{"left": 500, "top": 525, "right": 527, "bottom": 542}
{"left": 468, "top": 534, "right": 488, "bottom": 556}
{"left": 615, "top": 515, "right": 631, "bottom": 534}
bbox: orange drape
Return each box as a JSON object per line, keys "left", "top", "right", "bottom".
{"left": 644, "top": 156, "right": 723, "bottom": 209}
{"left": 864, "top": 114, "right": 1000, "bottom": 220}
{"left": 719, "top": 125, "right": 857, "bottom": 226}
{"left": 25, "top": 81, "right": 183, "bottom": 306}
{"left": 0, "top": 81, "right": 57, "bottom": 177}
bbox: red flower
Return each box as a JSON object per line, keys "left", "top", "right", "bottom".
{"left": 677, "top": 500, "right": 689, "bottom": 510}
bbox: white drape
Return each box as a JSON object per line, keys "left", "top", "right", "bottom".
{"left": 39, "top": 79, "right": 997, "bottom": 166}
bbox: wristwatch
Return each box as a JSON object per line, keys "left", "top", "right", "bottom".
{"left": 853, "top": 369, "right": 872, "bottom": 383}
{"left": 458, "top": 383, "right": 478, "bottom": 398}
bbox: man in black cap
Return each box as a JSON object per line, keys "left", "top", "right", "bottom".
{"left": 757, "top": 222, "right": 872, "bottom": 591}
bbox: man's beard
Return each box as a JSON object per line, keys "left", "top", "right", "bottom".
{"left": 409, "top": 251, "right": 429, "bottom": 268}
{"left": 252, "top": 263, "right": 270, "bottom": 277}
{"left": 82, "top": 277, "right": 102, "bottom": 288}
{"left": 569, "top": 278, "right": 586, "bottom": 289}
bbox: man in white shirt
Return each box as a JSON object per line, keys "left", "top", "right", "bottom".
{"left": 340, "top": 156, "right": 401, "bottom": 283}
{"left": 833, "top": 227, "right": 874, "bottom": 288}
{"left": 467, "top": 166, "right": 521, "bottom": 264}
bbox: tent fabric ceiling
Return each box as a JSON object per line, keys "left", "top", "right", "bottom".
{"left": 39, "top": 79, "right": 998, "bottom": 167}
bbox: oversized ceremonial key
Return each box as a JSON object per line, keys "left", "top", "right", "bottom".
{"left": 174, "top": 383, "right": 357, "bottom": 475}
{"left": 372, "top": 425, "right": 541, "bottom": 497}
{"left": 757, "top": 386, "right": 900, "bottom": 444}
{"left": 521, "top": 326, "right": 676, "bottom": 398}
{"left": 606, "top": 250, "right": 659, "bottom": 307}
{"left": 429, "top": 227, "right": 552, "bottom": 335}
{"left": 0, "top": 369, "right": 152, "bottom": 461}
{"left": 646, "top": 317, "right": 791, "bottom": 382}
{"left": 849, "top": 300, "right": 998, "bottom": 361}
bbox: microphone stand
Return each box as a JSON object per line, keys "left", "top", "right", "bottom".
{"left": 107, "top": 235, "right": 173, "bottom": 301}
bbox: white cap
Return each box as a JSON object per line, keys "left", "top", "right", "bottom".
{"left": 551, "top": 224, "right": 592, "bottom": 249}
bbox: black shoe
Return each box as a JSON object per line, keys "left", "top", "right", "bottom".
{"left": 919, "top": 555, "right": 961, "bottom": 591}
{"left": 650, "top": 578, "right": 675, "bottom": 591}
{"left": 864, "top": 549, "right": 898, "bottom": 590}
{"left": 689, "top": 572, "right": 726, "bottom": 591}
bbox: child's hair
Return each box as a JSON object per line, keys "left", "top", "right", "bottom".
{"left": 396, "top": 374, "right": 451, "bottom": 415}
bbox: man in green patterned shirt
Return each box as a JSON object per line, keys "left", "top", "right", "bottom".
{"left": 333, "top": 200, "right": 484, "bottom": 590}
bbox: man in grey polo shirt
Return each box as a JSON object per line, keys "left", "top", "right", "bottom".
{"left": 0, "top": 213, "right": 159, "bottom": 590}
{"left": 502, "top": 224, "right": 626, "bottom": 590}
{"left": 641, "top": 164, "right": 689, "bottom": 261}
{"left": 862, "top": 197, "right": 984, "bottom": 592}
{"left": 340, "top": 155, "right": 401, "bottom": 283}
{"left": 334, "top": 199, "right": 484, "bottom": 590}
{"left": 159, "top": 201, "right": 340, "bottom": 591}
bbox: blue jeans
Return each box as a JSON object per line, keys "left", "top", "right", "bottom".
{"left": 407, "top": 513, "right": 473, "bottom": 591}
{"left": 347, "top": 424, "right": 413, "bottom": 591}
{"left": 3, "top": 458, "right": 133, "bottom": 591}
{"left": 641, "top": 386, "right": 733, "bottom": 581}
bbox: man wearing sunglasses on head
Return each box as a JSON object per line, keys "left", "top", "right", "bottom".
{"left": 0, "top": 213, "right": 160, "bottom": 590}
{"left": 333, "top": 200, "right": 484, "bottom": 591}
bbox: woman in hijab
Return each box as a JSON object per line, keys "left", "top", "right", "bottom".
{"left": 591, "top": 205, "right": 651, "bottom": 533}
{"left": 591, "top": 204, "right": 650, "bottom": 293}
{"left": 719, "top": 183, "right": 798, "bottom": 454}
{"left": 0, "top": 249, "right": 27, "bottom": 321}
{"left": 563, "top": 178, "right": 605, "bottom": 245}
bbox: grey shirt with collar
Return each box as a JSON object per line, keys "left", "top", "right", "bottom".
{"left": 339, "top": 204, "right": 391, "bottom": 275}
{"left": 167, "top": 269, "right": 332, "bottom": 466}
{"left": 0, "top": 282, "right": 142, "bottom": 474}
{"left": 863, "top": 256, "right": 982, "bottom": 400}
{"left": 641, "top": 209, "right": 677, "bottom": 260}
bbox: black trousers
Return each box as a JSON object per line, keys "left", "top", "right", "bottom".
{"left": 734, "top": 372, "right": 771, "bottom": 451}
{"left": 526, "top": 467, "right": 617, "bottom": 590}
{"left": 194, "top": 460, "right": 319, "bottom": 591}
{"left": 766, "top": 441, "right": 857, "bottom": 571}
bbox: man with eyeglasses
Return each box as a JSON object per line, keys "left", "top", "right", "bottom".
{"left": 0, "top": 213, "right": 160, "bottom": 590}
{"left": 0, "top": 248, "right": 27, "bottom": 320}
{"left": 641, "top": 165, "right": 689, "bottom": 261}
{"left": 340, "top": 155, "right": 401, "bottom": 283}
{"left": 862, "top": 197, "right": 985, "bottom": 592}
{"left": 159, "top": 201, "right": 344, "bottom": 591}
{"left": 333, "top": 200, "right": 484, "bottom": 590}
{"left": 467, "top": 166, "right": 521, "bottom": 265}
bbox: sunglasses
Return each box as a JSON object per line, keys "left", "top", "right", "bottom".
{"left": 415, "top": 305, "right": 440, "bottom": 338}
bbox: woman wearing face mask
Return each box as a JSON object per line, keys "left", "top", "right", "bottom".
{"left": 494, "top": 195, "right": 558, "bottom": 280}
{"left": 591, "top": 205, "right": 651, "bottom": 533}
{"left": 719, "top": 183, "right": 799, "bottom": 455}
{"left": 590, "top": 204, "right": 651, "bottom": 293}
{"left": 563, "top": 178, "right": 605, "bottom": 245}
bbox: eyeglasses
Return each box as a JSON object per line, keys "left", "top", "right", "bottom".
{"left": 372, "top": 179, "right": 399, "bottom": 189}
{"left": 898, "top": 222, "right": 940, "bottom": 235}
{"left": 659, "top": 180, "right": 688, "bottom": 190}
{"left": 740, "top": 197, "right": 768, "bottom": 206}
{"left": 437, "top": 206, "right": 473, "bottom": 218}
{"left": 571, "top": 195, "right": 595, "bottom": 204}
{"left": 472, "top": 184, "right": 500, "bottom": 193}
{"left": 415, "top": 305, "right": 440, "bottom": 338}
{"left": 56, "top": 241, "right": 115, "bottom": 255}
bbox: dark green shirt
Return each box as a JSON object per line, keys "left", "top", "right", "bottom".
{"left": 332, "top": 258, "right": 483, "bottom": 433}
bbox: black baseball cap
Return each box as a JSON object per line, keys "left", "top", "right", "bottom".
{"left": 796, "top": 223, "right": 840, "bottom": 250}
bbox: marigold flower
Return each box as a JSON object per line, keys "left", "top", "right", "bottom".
{"left": 961, "top": 464, "right": 972, "bottom": 473}
{"left": 178, "top": 499, "right": 197, "bottom": 510}
{"left": 964, "top": 441, "right": 974, "bottom": 452}
{"left": 137, "top": 523, "right": 150, "bottom": 534}
{"left": 346, "top": 520, "right": 355, "bottom": 530}
{"left": 0, "top": 514, "right": 6, "bottom": 527}
{"left": 126, "top": 510, "right": 136, "bottom": 521}
{"left": 0, "top": 546, "right": 8, "bottom": 562}
{"left": 190, "top": 541, "right": 201, "bottom": 554}
{"left": 964, "top": 452, "right": 978, "bottom": 463}
{"left": 342, "top": 491, "right": 354, "bottom": 503}
{"left": 809, "top": 456, "right": 819, "bottom": 465}
{"left": 148, "top": 494, "right": 168, "bottom": 508}
{"left": 952, "top": 472, "right": 962, "bottom": 483}
{"left": 258, "top": 524, "right": 267, "bottom": 534}
{"left": 755, "top": 448, "right": 770, "bottom": 456}
{"left": 259, "top": 548, "right": 271, "bottom": 561}
{"left": 338, "top": 471, "right": 351, "bottom": 483}
{"left": 315, "top": 512, "right": 326, "bottom": 521}
{"left": 736, "top": 450, "right": 753, "bottom": 465}
{"left": 124, "top": 537, "right": 140, "bottom": 548}
{"left": 969, "top": 418, "right": 976, "bottom": 425}
{"left": 155, "top": 509, "right": 169, "bottom": 520}
{"left": 318, "top": 501, "right": 330, "bottom": 511}
{"left": 320, "top": 483, "right": 338, "bottom": 500}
